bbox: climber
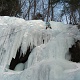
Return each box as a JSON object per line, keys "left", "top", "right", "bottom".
{"left": 46, "top": 20, "right": 52, "bottom": 29}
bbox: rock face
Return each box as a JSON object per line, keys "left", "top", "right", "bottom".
{"left": 69, "top": 40, "right": 80, "bottom": 62}
{"left": 9, "top": 46, "right": 33, "bottom": 70}
{"left": 0, "top": 16, "right": 80, "bottom": 80}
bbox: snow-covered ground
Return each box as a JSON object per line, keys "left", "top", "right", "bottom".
{"left": 0, "top": 16, "right": 80, "bottom": 80}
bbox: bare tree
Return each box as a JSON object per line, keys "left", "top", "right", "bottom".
{"left": 0, "top": 0, "right": 21, "bottom": 16}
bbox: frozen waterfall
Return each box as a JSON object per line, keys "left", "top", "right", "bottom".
{"left": 0, "top": 16, "right": 80, "bottom": 80}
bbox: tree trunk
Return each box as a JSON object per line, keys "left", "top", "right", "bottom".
{"left": 34, "top": 0, "right": 36, "bottom": 17}
{"left": 47, "top": 0, "right": 50, "bottom": 22}
{"left": 28, "top": 0, "right": 31, "bottom": 20}
{"left": 78, "top": 8, "right": 80, "bottom": 22}
{"left": 51, "top": 0, "right": 53, "bottom": 21}
{"left": 65, "top": 15, "right": 68, "bottom": 24}
{"left": 42, "top": 0, "right": 44, "bottom": 21}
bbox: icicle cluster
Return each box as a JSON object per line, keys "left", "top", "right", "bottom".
{"left": 21, "top": 29, "right": 59, "bottom": 55}
{"left": 0, "top": 16, "right": 59, "bottom": 67}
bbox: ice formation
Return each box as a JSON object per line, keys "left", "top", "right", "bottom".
{"left": 0, "top": 16, "right": 80, "bottom": 80}
{"left": 14, "top": 63, "right": 24, "bottom": 71}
